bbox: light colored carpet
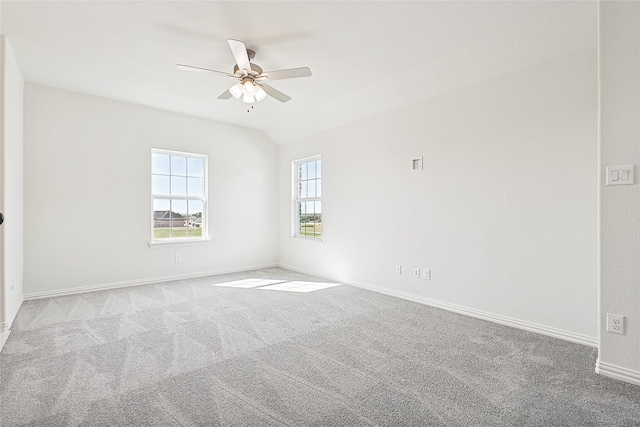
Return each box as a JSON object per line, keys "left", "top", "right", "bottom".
{"left": 1, "top": 267, "right": 639, "bottom": 426}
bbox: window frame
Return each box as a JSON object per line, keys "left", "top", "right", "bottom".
{"left": 150, "top": 148, "right": 208, "bottom": 245}
{"left": 292, "top": 155, "right": 322, "bottom": 241}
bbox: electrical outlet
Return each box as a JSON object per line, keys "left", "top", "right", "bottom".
{"left": 413, "top": 268, "right": 421, "bottom": 278}
{"left": 607, "top": 313, "right": 625, "bottom": 335}
{"left": 395, "top": 264, "right": 402, "bottom": 275}
{"left": 422, "top": 269, "right": 431, "bottom": 281}
{"left": 174, "top": 254, "right": 182, "bottom": 263}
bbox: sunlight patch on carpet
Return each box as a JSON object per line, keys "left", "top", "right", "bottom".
{"left": 212, "top": 278, "right": 286, "bottom": 288}
{"left": 212, "top": 279, "right": 341, "bottom": 293}
{"left": 258, "top": 281, "right": 342, "bottom": 293}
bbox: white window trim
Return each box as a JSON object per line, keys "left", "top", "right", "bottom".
{"left": 150, "top": 148, "right": 209, "bottom": 245}
{"left": 292, "top": 155, "right": 322, "bottom": 241}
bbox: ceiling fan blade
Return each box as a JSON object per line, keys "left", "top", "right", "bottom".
{"left": 217, "top": 89, "right": 232, "bottom": 100}
{"left": 257, "top": 67, "right": 312, "bottom": 81}
{"left": 227, "top": 39, "right": 252, "bottom": 74}
{"left": 176, "top": 64, "right": 235, "bottom": 77}
{"left": 260, "top": 83, "right": 291, "bottom": 103}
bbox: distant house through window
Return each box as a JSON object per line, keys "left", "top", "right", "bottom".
{"left": 151, "top": 149, "right": 207, "bottom": 241}
{"left": 293, "top": 156, "right": 322, "bottom": 239}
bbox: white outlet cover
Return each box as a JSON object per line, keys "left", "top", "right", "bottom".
{"left": 606, "top": 313, "right": 625, "bottom": 335}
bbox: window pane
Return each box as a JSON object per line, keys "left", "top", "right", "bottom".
{"left": 171, "top": 176, "right": 187, "bottom": 195}
{"left": 300, "top": 201, "right": 311, "bottom": 237}
{"left": 314, "top": 201, "right": 322, "bottom": 238}
{"left": 316, "top": 160, "right": 321, "bottom": 178}
{"left": 306, "top": 201, "right": 315, "bottom": 215}
{"left": 171, "top": 156, "right": 187, "bottom": 176}
{"left": 153, "top": 199, "right": 171, "bottom": 239}
{"left": 189, "top": 200, "right": 203, "bottom": 216}
{"left": 301, "top": 180, "right": 308, "bottom": 198}
{"left": 171, "top": 200, "right": 187, "bottom": 238}
{"left": 316, "top": 179, "right": 321, "bottom": 197}
{"left": 299, "top": 201, "right": 320, "bottom": 237}
{"left": 188, "top": 157, "right": 204, "bottom": 177}
{"left": 300, "top": 163, "right": 307, "bottom": 180}
{"left": 308, "top": 161, "right": 316, "bottom": 179}
{"left": 186, "top": 226, "right": 202, "bottom": 238}
{"left": 298, "top": 202, "right": 304, "bottom": 235}
{"left": 152, "top": 175, "right": 170, "bottom": 195}
{"left": 171, "top": 226, "right": 187, "bottom": 238}
{"left": 153, "top": 228, "right": 170, "bottom": 239}
{"left": 187, "top": 200, "right": 204, "bottom": 238}
{"left": 153, "top": 153, "right": 170, "bottom": 174}
{"left": 187, "top": 177, "right": 204, "bottom": 196}
{"left": 308, "top": 180, "right": 316, "bottom": 198}
{"left": 172, "top": 199, "right": 187, "bottom": 217}
{"left": 153, "top": 199, "right": 170, "bottom": 211}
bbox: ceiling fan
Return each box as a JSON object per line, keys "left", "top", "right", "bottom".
{"left": 177, "top": 39, "right": 312, "bottom": 104}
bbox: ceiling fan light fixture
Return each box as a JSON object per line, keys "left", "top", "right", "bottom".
{"left": 242, "top": 79, "right": 255, "bottom": 95}
{"left": 254, "top": 85, "right": 267, "bottom": 101}
{"left": 229, "top": 83, "right": 243, "bottom": 99}
{"left": 243, "top": 93, "right": 255, "bottom": 104}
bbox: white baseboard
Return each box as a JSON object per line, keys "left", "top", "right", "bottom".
{"left": 23, "top": 263, "right": 278, "bottom": 300}
{"left": 0, "top": 323, "right": 11, "bottom": 352}
{"left": 0, "top": 331, "right": 9, "bottom": 352}
{"left": 1, "top": 296, "right": 23, "bottom": 352}
{"left": 596, "top": 359, "right": 640, "bottom": 387}
{"left": 278, "top": 263, "right": 598, "bottom": 348}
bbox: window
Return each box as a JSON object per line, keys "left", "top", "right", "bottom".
{"left": 293, "top": 156, "right": 322, "bottom": 239}
{"left": 151, "top": 149, "right": 207, "bottom": 242}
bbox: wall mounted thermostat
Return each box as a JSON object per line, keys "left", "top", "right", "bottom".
{"left": 411, "top": 157, "right": 423, "bottom": 171}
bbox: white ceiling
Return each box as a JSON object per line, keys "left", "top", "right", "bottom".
{"left": 1, "top": 1, "right": 596, "bottom": 145}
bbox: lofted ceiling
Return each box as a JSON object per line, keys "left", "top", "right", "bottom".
{"left": 1, "top": 1, "right": 596, "bottom": 145}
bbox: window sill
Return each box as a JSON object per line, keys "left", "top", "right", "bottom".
{"left": 148, "top": 238, "right": 210, "bottom": 248}
{"left": 292, "top": 235, "right": 323, "bottom": 243}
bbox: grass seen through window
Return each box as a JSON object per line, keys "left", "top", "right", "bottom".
{"left": 153, "top": 227, "right": 203, "bottom": 239}
{"left": 299, "top": 216, "right": 322, "bottom": 238}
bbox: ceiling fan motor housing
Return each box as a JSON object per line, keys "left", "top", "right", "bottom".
{"left": 233, "top": 62, "right": 263, "bottom": 76}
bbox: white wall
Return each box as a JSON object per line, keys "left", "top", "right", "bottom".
{"left": 0, "top": 35, "right": 25, "bottom": 346}
{"left": 278, "top": 47, "right": 599, "bottom": 344}
{"left": 597, "top": 1, "right": 640, "bottom": 386}
{"left": 23, "top": 84, "right": 278, "bottom": 296}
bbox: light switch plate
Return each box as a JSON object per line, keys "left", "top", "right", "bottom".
{"left": 606, "top": 165, "right": 635, "bottom": 186}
